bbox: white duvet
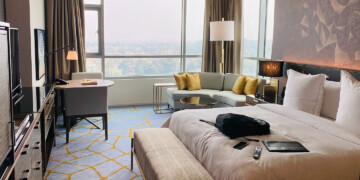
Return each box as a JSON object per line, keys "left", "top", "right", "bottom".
{"left": 162, "top": 104, "right": 360, "bottom": 180}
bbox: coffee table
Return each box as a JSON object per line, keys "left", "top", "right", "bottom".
{"left": 179, "top": 96, "right": 218, "bottom": 110}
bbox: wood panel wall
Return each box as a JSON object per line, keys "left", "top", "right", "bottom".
{"left": 0, "top": 0, "right": 5, "bottom": 21}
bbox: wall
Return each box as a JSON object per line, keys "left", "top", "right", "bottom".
{"left": 0, "top": 0, "right": 4, "bottom": 21}
{"left": 272, "top": 0, "right": 360, "bottom": 70}
{"left": 5, "top": 0, "right": 45, "bottom": 87}
{"left": 30, "top": 0, "right": 45, "bottom": 87}
{"left": 5, "top": 0, "right": 32, "bottom": 87}
{"left": 108, "top": 77, "right": 175, "bottom": 106}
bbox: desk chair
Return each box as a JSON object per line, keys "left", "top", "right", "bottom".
{"left": 63, "top": 86, "right": 108, "bottom": 143}
{"left": 71, "top": 72, "right": 103, "bottom": 129}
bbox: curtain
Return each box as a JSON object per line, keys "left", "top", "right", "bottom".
{"left": 46, "top": 0, "right": 86, "bottom": 81}
{"left": 202, "top": 0, "right": 242, "bottom": 73}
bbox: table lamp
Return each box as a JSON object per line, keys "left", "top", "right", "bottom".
{"left": 210, "top": 18, "right": 234, "bottom": 73}
{"left": 66, "top": 48, "right": 78, "bottom": 61}
{"left": 258, "top": 59, "right": 284, "bottom": 103}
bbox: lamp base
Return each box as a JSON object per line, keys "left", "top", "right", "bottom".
{"left": 263, "top": 78, "right": 279, "bottom": 103}
{"left": 219, "top": 62, "right": 224, "bottom": 73}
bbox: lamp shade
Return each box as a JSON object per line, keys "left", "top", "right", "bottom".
{"left": 210, "top": 21, "right": 234, "bottom": 41}
{"left": 258, "top": 60, "right": 284, "bottom": 77}
{"left": 66, "top": 50, "right": 78, "bottom": 60}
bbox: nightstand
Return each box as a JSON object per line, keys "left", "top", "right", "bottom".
{"left": 245, "top": 95, "right": 269, "bottom": 106}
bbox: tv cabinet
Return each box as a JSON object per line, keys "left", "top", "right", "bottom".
{"left": 7, "top": 85, "right": 56, "bottom": 180}
{"left": 0, "top": 21, "right": 57, "bottom": 180}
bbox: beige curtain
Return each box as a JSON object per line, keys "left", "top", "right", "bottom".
{"left": 202, "top": 0, "right": 242, "bottom": 73}
{"left": 46, "top": 0, "right": 86, "bottom": 81}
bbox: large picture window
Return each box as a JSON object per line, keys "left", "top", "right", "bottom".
{"left": 84, "top": 0, "right": 205, "bottom": 78}
{"left": 242, "top": 0, "right": 275, "bottom": 77}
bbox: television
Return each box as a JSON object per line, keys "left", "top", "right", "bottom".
{"left": 10, "top": 28, "right": 23, "bottom": 105}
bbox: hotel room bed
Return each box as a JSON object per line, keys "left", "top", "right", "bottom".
{"left": 162, "top": 104, "right": 360, "bottom": 180}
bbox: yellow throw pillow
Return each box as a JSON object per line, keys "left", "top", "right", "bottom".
{"left": 186, "top": 73, "right": 201, "bottom": 91}
{"left": 232, "top": 76, "right": 246, "bottom": 94}
{"left": 244, "top": 77, "right": 258, "bottom": 95}
{"left": 174, "top": 73, "right": 188, "bottom": 90}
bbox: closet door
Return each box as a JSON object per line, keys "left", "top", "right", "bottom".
{"left": 0, "top": 27, "right": 12, "bottom": 164}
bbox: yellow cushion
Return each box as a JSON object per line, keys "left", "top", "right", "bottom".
{"left": 232, "top": 76, "right": 246, "bottom": 94}
{"left": 186, "top": 73, "right": 201, "bottom": 91}
{"left": 174, "top": 73, "right": 188, "bottom": 90}
{"left": 244, "top": 77, "right": 258, "bottom": 95}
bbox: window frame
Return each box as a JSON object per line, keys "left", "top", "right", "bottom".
{"left": 241, "top": 0, "right": 273, "bottom": 77}
{"left": 84, "top": 0, "right": 203, "bottom": 79}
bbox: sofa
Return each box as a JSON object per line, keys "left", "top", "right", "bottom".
{"left": 167, "top": 72, "right": 267, "bottom": 110}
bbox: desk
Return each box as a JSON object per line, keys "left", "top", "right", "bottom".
{"left": 54, "top": 79, "right": 114, "bottom": 89}
{"left": 54, "top": 79, "right": 114, "bottom": 116}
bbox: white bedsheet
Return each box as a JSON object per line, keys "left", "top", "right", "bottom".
{"left": 162, "top": 104, "right": 360, "bottom": 180}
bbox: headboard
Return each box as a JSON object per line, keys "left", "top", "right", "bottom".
{"left": 283, "top": 62, "right": 360, "bottom": 82}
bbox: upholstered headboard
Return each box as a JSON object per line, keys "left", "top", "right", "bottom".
{"left": 283, "top": 62, "right": 360, "bottom": 82}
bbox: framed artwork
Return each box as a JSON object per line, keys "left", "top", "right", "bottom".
{"left": 35, "top": 29, "right": 46, "bottom": 80}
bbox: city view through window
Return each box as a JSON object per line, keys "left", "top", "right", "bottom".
{"left": 85, "top": 0, "right": 204, "bottom": 77}
{"left": 84, "top": 0, "right": 274, "bottom": 78}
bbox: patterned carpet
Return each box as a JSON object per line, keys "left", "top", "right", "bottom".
{"left": 45, "top": 105, "right": 172, "bottom": 180}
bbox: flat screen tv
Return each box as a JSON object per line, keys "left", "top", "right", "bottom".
{"left": 10, "top": 28, "right": 22, "bottom": 105}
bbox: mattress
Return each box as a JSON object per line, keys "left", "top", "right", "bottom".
{"left": 162, "top": 104, "right": 360, "bottom": 180}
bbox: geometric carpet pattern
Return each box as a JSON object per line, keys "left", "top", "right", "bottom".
{"left": 45, "top": 105, "right": 172, "bottom": 180}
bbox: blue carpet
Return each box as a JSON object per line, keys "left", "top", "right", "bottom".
{"left": 45, "top": 105, "right": 172, "bottom": 180}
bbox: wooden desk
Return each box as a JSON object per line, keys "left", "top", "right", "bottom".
{"left": 54, "top": 79, "right": 114, "bottom": 89}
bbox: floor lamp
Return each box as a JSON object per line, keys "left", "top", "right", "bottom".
{"left": 210, "top": 18, "right": 234, "bottom": 73}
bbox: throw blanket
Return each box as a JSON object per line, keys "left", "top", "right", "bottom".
{"left": 162, "top": 104, "right": 360, "bottom": 180}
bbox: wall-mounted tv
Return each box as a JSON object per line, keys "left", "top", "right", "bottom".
{"left": 10, "top": 28, "right": 23, "bottom": 105}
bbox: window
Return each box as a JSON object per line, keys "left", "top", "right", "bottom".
{"left": 84, "top": 0, "right": 205, "bottom": 78}
{"left": 242, "top": 0, "right": 275, "bottom": 76}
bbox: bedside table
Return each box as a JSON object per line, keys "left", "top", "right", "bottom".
{"left": 245, "top": 95, "right": 269, "bottom": 106}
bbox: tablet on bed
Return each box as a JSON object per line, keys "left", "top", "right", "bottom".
{"left": 262, "top": 141, "right": 309, "bottom": 152}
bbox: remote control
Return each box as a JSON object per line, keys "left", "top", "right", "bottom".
{"left": 253, "top": 146, "right": 262, "bottom": 160}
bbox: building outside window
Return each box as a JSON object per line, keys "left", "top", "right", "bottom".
{"left": 84, "top": 0, "right": 205, "bottom": 78}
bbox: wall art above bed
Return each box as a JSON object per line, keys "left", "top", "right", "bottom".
{"left": 272, "top": 0, "right": 360, "bottom": 70}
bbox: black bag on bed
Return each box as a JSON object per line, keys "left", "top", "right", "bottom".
{"left": 215, "top": 113, "right": 270, "bottom": 139}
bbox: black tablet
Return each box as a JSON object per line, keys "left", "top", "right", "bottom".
{"left": 262, "top": 141, "right": 309, "bottom": 152}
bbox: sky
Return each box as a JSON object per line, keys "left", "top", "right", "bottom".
{"left": 85, "top": 0, "right": 205, "bottom": 44}
{"left": 84, "top": 0, "right": 274, "bottom": 43}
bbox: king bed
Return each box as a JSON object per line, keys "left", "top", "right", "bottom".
{"left": 159, "top": 63, "right": 360, "bottom": 179}
{"left": 162, "top": 104, "right": 360, "bottom": 179}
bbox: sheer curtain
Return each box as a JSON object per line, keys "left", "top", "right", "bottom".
{"left": 202, "top": 0, "right": 242, "bottom": 73}
{"left": 46, "top": 0, "right": 86, "bottom": 81}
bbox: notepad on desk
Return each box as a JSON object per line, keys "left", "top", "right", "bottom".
{"left": 81, "top": 79, "right": 98, "bottom": 85}
{"left": 262, "top": 141, "right": 309, "bottom": 152}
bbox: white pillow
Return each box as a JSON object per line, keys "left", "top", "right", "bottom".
{"left": 284, "top": 69, "right": 326, "bottom": 115}
{"left": 336, "top": 71, "right": 360, "bottom": 133}
{"left": 320, "top": 81, "right": 341, "bottom": 120}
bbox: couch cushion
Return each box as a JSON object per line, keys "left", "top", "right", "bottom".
{"left": 232, "top": 76, "right": 246, "bottom": 94}
{"left": 224, "top": 73, "right": 240, "bottom": 91}
{"left": 213, "top": 91, "right": 246, "bottom": 107}
{"left": 224, "top": 73, "right": 266, "bottom": 95}
{"left": 244, "top": 77, "right": 258, "bottom": 95}
{"left": 174, "top": 73, "right": 188, "bottom": 90}
{"left": 180, "top": 72, "right": 224, "bottom": 90}
{"left": 186, "top": 73, "right": 201, "bottom": 90}
{"left": 167, "top": 88, "right": 220, "bottom": 101}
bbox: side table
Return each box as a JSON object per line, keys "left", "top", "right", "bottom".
{"left": 153, "top": 83, "right": 177, "bottom": 114}
{"left": 244, "top": 95, "right": 269, "bottom": 106}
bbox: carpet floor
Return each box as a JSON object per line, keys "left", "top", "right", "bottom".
{"left": 45, "top": 105, "right": 172, "bottom": 180}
